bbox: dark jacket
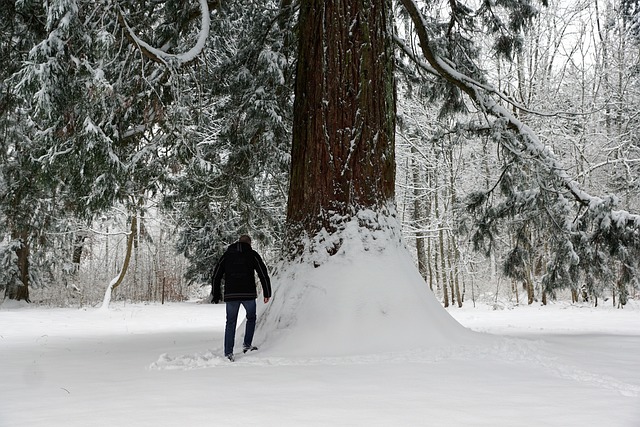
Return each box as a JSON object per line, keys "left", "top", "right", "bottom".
{"left": 212, "top": 241, "right": 272, "bottom": 303}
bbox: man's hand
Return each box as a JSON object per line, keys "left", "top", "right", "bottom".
{"left": 264, "top": 297, "right": 270, "bottom": 304}
{"left": 211, "top": 295, "right": 220, "bottom": 304}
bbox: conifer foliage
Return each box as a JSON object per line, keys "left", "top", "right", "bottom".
{"left": 165, "top": 0, "right": 295, "bottom": 283}
{"left": 1, "top": 0, "right": 212, "bottom": 300}
{"left": 396, "top": 0, "right": 639, "bottom": 304}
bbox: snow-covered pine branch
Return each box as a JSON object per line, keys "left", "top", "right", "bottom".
{"left": 399, "top": 0, "right": 640, "bottom": 229}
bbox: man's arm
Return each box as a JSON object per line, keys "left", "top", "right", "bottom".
{"left": 252, "top": 251, "right": 272, "bottom": 302}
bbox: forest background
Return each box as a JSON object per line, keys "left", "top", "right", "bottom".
{"left": 1, "top": 0, "right": 639, "bottom": 309}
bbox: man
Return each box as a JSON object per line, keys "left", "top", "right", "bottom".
{"left": 211, "top": 235, "right": 272, "bottom": 361}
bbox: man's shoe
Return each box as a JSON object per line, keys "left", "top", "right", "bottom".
{"left": 225, "top": 354, "right": 235, "bottom": 362}
{"left": 242, "top": 345, "right": 258, "bottom": 354}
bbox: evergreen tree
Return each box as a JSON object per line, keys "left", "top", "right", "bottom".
{"left": 1, "top": 0, "right": 210, "bottom": 301}
{"left": 164, "top": 0, "right": 295, "bottom": 283}
{"left": 1, "top": 0, "right": 56, "bottom": 301}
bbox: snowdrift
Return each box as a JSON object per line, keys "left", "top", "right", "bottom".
{"left": 254, "top": 210, "right": 480, "bottom": 357}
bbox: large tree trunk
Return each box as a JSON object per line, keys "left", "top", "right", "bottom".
{"left": 286, "top": 0, "right": 396, "bottom": 251}
{"left": 256, "top": 0, "right": 474, "bottom": 356}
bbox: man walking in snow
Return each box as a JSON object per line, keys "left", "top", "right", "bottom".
{"left": 211, "top": 235, "right": 272, "bottom": 361}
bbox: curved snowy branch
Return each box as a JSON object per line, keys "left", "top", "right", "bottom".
{"left": 117, "top": 0, "right": 210, "bottom": 66}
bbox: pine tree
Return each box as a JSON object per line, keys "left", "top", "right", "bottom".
{"left": 2, "top": 0, "right": 210, "bottom": 301}
{"left": 163, "top": 0, "right": 295, "bottom": 283}
{"left": 0, "top": 0, "right": 54, "bottom": 301}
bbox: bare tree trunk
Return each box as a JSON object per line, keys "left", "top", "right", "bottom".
{"left": 425, "top": 168, "right": 435, "bottom": 291}
{"left": 450, "top": 234, "right": 462, "bottom": 307}
{"left": 571, "top": 288, "right": 578, "bottom": 303}
{"left": 613, "top": 288, "right": 616, "bottom": 307}
{"left": 447, "top": 239, "right": 455, "bottom": 307}
{"left": 434, "top": 173, "right": 449, "bottom": 307}
{"left": 415, "top": 232, "right": 428, "bottom": 281}
{"left": 433, "top": 236, "right": 441, "bottom": 292}
{"left": 617, "top": 264, "right": 629, "bottom": 308}
{"left": 5, "top": 231, "right": 31, "bottom": 302}
{"left": 100, "top": 214, "right": 138, "bottom": 309}
{"left": 72, "top": 233, "right": 86, "bottom": 269}
{"left": 439, "top": 231, "right": 449, "bottom": 306}
{"left": 427, "top": 237, "right": 434, "bottom": 291}
{"left": 525, "top": 268, "right": 534, "bottom": 305}
{"left": 411, "top": 147, "right": 428, "bottom": 281}
{"left": 447, "top": 143, "right": 462, "bottom": 307}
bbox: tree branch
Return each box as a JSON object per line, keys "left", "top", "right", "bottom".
{"left": 398, "top": 0, "right": 640, "bottom": 228}
{"left": 116, "top": 0, "right": 211, "bottom": 66}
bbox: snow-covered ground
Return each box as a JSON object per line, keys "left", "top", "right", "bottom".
{"left": 2, "top": 298, "right": 639, "bottom": 427}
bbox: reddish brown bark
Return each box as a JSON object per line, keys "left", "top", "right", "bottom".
{"left": 287, "top": 0, "right": 396, "bottom": 245}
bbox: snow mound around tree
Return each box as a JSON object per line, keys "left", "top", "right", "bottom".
{"left": 254, "top": 210, "right": 481, "bottom": 357}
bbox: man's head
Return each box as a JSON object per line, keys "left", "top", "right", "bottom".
{"left": 239, "top": 235, "right": 252, "bottom": 245}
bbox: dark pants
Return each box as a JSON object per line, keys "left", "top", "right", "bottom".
{"left": 224, "top": 300, "right": 257, "bottom": 356}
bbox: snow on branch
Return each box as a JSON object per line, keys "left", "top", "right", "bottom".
{"left": 398, "top": 0, "right": 640, "bottom": 229}
{"left": 116, "top": 0, "right": 210, "bottom": 66}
